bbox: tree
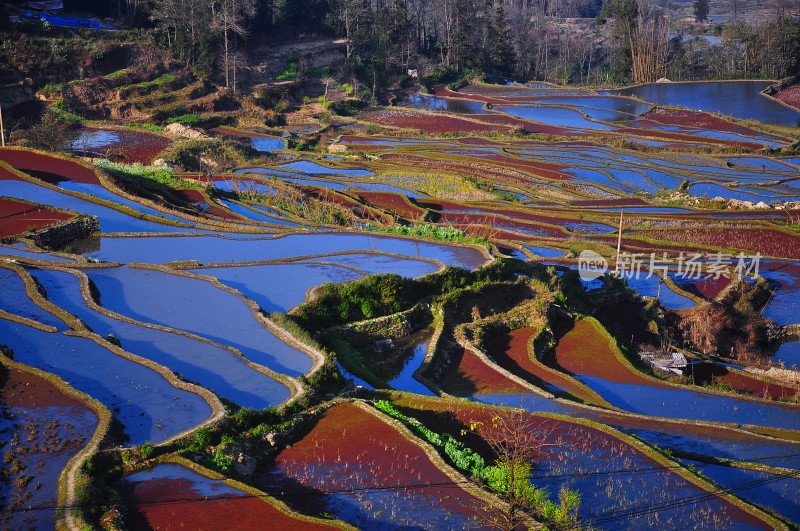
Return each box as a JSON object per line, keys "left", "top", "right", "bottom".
{"left": 485, "top": 0, "right": 515, "bottom": 78}
{"left": 212, "top": 0, "right": 257, "bottom": 92}
{"left": 598, "top": 0, "right": 670, "bottom": 83}
{"left": 471, "top": 409, "right": 580, "bottom": 530}
{"left": 693, "top": 0, "right": 709, "bottom": 22}
{"left": 151, "top": 0, "right": 213, "bottom": 67}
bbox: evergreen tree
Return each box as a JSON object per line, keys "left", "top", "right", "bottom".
{"left": 486, "top": 1, "right": 515, "bottom": 78}
{"left": 694, "top": 0, "right": 709, "bottom": 23}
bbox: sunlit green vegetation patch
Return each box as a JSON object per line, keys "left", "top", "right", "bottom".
{"left": 368, "top": 223, "right": 489, "bottom": 247}
{"left": 118, "top": 73, "right": 181, "bottom": 99}
{"left": 374, "top": 399, "right": 581, "bottom": 527}
{"left": 93, "top": 159, "right": 202, "bottom": 190}
{"left": 291, "top": 261, "right": 529, "bottom": 329}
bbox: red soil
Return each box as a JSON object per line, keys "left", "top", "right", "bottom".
{"left": 615, "top": 127, "right": 763, "bottom": 150}
{"left": 263, "top": 402, "right": 486, "bottom": 520}
{"left": 424, "top": 201, "right": 612, "bottom": 236}
{"left": 75, "top": 127, "right": 170, "bottom": 164}
{"left": 762, "top": 260, "right": 800, "bottom": 274}
{"left": 2, "top": 365, "right": 84, "bottom": 408}
{"left": 468, "top": 114, "right": 571, "bottom": 135}
{"left": 440, "top": 348, "right": 532, "bottom": 396}
{"left": 477, "top": 153, "right": 571, "bottom": 180}
{"left": 691, "top": 363, "right": 798, "bottom": 400}
{"left": 0, "top": 149, "right": 101, "bottom": 184}
{"left": 361, "top": 109, "right": 511, "bottom": 134}
{"left": 454, "top": 137, "right": 504, "bottom": 146}
{"left": 1, "top": 365, "right": 99, "bottom": 530}
{"left": 774, "top": 85, "right": 800, "bottom": 111}
{"left": 637, "top": 228, "right": 800, "bottom": 260}
{"left": 430, "top": 85, "right": 510, "bottom": 105}
{"left": 341, "top": 144, "right": 386, "bottom": 151}
{"left": 380, "top": 153, "right": 533, "bottom": 185}
{"left": 438, "top": 212, "right": 566, "bottom": 239}
{"left": 0, "top": 198, "right": 73, "bottom": 238}
{"left": 676, "top": 275, "right": 732, "bottom": 300}
{"left": 416, "top": 199, "right": 473, "bottom": 211}
{"left": 0, "top": 164, "right": 25, "bottom": 181}
{"left": 572, "top": 198, "right": 650, "bottom": 208}
{"left": 357, "top": 191, "right": 427, "bottom": 220}
{"left": 593, "top": 234, "right": 717, "bottom": 256}
{"left": 646, "top": 108, "right": 776, "bottom": 138}
{"left": 547, "top": 319, "right": 660, "bottom": 386}
{"left": 485, "top": 328, "right": 607, "bottom": 406}
{"left": 118, "top": 472, "right": 333, "bottom": 530}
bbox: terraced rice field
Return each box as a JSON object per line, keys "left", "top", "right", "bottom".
{"left": 1, "top": 79, "right": 800, "bottom": 529}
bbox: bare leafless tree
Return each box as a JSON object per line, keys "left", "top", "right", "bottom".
{"left": 471, "top": 409, "right": 557, "bottom": 530}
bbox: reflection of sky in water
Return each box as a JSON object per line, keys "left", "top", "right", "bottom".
{"left": 524, "top": 246, "right": 563, "bottom": 258}
{"left": 279, "top": 160, "right": 373, "bottom": 176}
{"left": 404, "top": 94, "right": 486, "bottom": 114}
{"left": 217, "top": 200, "right": 299, "bottom": 226}
{"left": 71, "top": 129, "right": 120, "bottom": 150}
{"left": 59, "top": 181, "right": 187, "bottom": 222}
{"left": 689, "top": 183, "right": 792, "bottom": 203}
{"left": 498, "top": 105, "right": 617, "bottom": 131}
{"left": 0, "top": 269, "right": 69, "bottom": 330}
{"left": 124, "top": 463, "right": 244, "bottom": 497}
{"left": 192, "top": 262, "right": 361, "bottom": 313}
{"left": 577, "top": 375, "right": 800, "bottom": 431}
{"left": 1, "top": 181, "right": 194, "bottom": 233}
{"left": 0, "top": 318, "right": 211, "bottom": 445}
{"left": 33, "top": 268, "right": 289, "bottom": 408}
{"left": 686, "top": 460, "right": 800, "bottom": 525}
{"left": 773, "top": 341, "right": 800, "bottom": 368}
{"left": 609, "top": 81, "right": 800, "bottom": 127}
{"left": 81, "top": 233, "right": 488, "bottom": 269}
{"left": 0, "top": 245, "right": 74, "bottom": 262}
{"left": 250, "top": 136, "right": 284, "bottom": 152}
{"left": 89, "top": 266, "right": 314, "bottom": 377}
{"left": 387, "top": 336, "right": 437, "bottom": 396}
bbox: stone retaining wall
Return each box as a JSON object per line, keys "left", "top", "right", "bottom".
{"left": 31, "top": 215, "right": 99, "bottom": 250}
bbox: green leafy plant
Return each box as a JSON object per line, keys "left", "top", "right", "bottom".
{"left": 276, "top": 62, "right": 298, "bottom": 81}
{"left": 166, "top": 113, "right": 203, "bottom": 125}
{"left": 93, "top": 159, "right": 202, "bottom": 190}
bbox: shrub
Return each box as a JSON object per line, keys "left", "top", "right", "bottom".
{"left": 128, "top": 122, "right": 165, "bottom": 132}
{"left": 140, "top": 442, "right": 155, "bottom": 460}
{"left": 367, "top": 223, "right": 489, "bottom": 248}
{"left": 330, "top": 98, "right": 367, "bottom": 116}
{"left": 166, "top": 113, "right": 203, "bottom": 125}
{"left": 276, "top": 62, "right": 298, "bottom": 81}
{"left": 212, "top": 435, "right": 235, "bottom": 471}
{"left": 93, "top": 159, "right": 201, "bottom": 190}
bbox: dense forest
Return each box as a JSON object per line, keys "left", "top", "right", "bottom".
{"left": 6, "top": 0, "right": 800, "bottom": 91}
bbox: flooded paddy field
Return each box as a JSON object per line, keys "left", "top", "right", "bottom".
{"left": 392, "top": 395, "right": 775, "bottom": 530}
{"left": 2, "top": 77, "right": 800, "bottom": 528}
{"left": 256, "top": 401, "right": 489, "bottom": 529}
{"left": 116, "top": 462, "right": 341, "bottom": 530}
{"left": 0, "top": 364, "right": 98, "bottom": 530}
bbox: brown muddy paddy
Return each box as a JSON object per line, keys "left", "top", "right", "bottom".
{"left": 117, "top": 463, "right": 338, "bottom": 530}
{"left": 0, "top": 365, "right": 98, "bottom": 530}
{"left": 257, "top": 401, "right": 488, "bottom": 529}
